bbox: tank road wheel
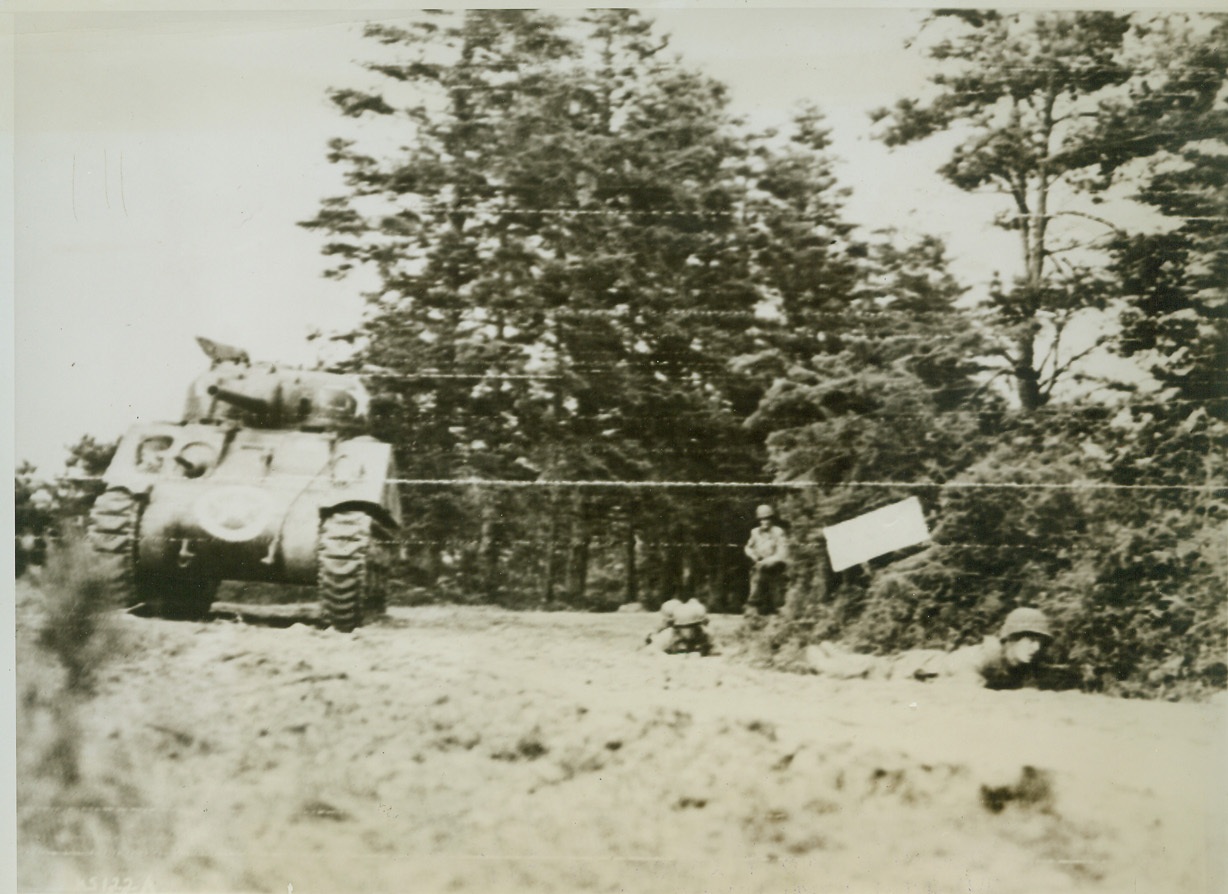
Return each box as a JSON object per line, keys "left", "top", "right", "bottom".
{"left": 87, "top": 488, "right": 141, "bottom": 608}
{"left": 317, "top": 510, "right": 388, "bottom": 633}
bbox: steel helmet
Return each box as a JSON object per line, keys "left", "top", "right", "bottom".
{"left": 672, "top": 600, "right": 708, "bottom": 627}
{"left": 1000, "top": 607, "right": 1053, "bottom": 641}
{"left": 755, "top": 504, "right": 776, "bottom": 520}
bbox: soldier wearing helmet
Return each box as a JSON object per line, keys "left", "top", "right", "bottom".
{"left": 805, "top": 606, "right": 1056, "bottom": 689}
{"left": 645, "top": 595, "right": 714, "bottom": 656}
{"left": 16, "top": 488, "right": 56, "bottom": 575}
{"left": 994, "top": 607, "right": 1053, "bottom": 673}
{"left": 744, "top": 503, "right": 789, "bottom": 616}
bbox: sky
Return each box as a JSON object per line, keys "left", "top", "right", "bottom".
{"left": 10, "top": 6, "right": 1112, "bottom": 475}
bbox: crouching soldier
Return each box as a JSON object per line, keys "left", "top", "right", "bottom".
{"left": 804, "top": 607, "right": 1055, "bottom": 690}
{"left": 645, "top": 596, "right": 714, "bottom": 656}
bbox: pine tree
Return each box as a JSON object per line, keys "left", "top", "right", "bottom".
{"left": 874, "top": 12, "right": 1163, "bottom": 409}
{"left": 302, "top": 10, "right": 862, "bottom": 607}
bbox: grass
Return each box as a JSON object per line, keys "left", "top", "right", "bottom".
{"left": 34, "top": 534, "right": 124, "bottom": 695}
{"left": 16, "top": 531, "right": 146, "bottom": 890}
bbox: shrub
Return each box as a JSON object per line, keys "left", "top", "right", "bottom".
{"left": 765, "top": 404, "right": 1227, "bottom": 701}
{"left": 34, "top": 532, "right": 125, "bottom": 695}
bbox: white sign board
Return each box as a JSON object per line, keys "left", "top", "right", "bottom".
{"left": 823, "top": 497, "right": 930, "bottom": 572}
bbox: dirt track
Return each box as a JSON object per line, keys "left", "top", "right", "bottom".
{"left": 17, "top": 588, "right": 1228, "bottom": 894}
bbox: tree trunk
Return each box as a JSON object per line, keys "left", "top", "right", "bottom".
{"left": 424, "top": 538, "right": 444, "bottom": 584}
{"left": 543, "top": 495, "right": 562, "bottom": 605}
{"left": 641, "top": 538, "right": 662, "bottom": 609}
{"left": 479, "top": 499, "right": 503, "bottom": 601}
{"left": 1016, "top": 329, "right": 1043, "bottom": 411}
{"left": 623, "top": 520, "right": 638, "bottom": 606}
{"left": 663, "top": 540, "right": 683, "bottom": 603}
{"left": 566, "top": 493, "right": 591, "bottom": 605}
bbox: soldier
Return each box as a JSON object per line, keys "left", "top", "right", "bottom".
{"left": 744, "top": 504, "right": 789, "bottom": 616}
{"left": 645, "top": 595, "right": 713, "bottom": 655}
{"left": 804, "top": 606, "right": 1056, "bottom": 690}
{"left": 136, "top": 435, "right": 174, "bottom": 473}
{"left": 16, "top": 488, "right": 55, "bottom": 575}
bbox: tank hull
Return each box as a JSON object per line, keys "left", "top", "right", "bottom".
{"left": 104, "top": 424, "right": 400, "bottom": 585}
{"left": 88, "top": 340, "right": 401, "bottom": 630}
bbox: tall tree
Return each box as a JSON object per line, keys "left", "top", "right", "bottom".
{"left": 745, "top": 231, "right": 994, "bottom": 613}
{"left": 872, "top": 11, "right": 1211, "bottom": 410}
{"left": 302, "top": 10, "right": 860, "bottom": 607}
{"left": 1107, "top": 14, "right": 1228, "bottom": 413}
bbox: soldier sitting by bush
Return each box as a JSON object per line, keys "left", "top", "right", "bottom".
{"left": 744, "top": 503, "right": 789, "bottom": 616}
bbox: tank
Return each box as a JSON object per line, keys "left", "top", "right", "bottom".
{"left": 87, "top": 337, "right": 401, "bottom": 631}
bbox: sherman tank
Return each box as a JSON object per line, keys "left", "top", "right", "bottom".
{"left": 87, "top": 337, "right": 401, "bottom": 631}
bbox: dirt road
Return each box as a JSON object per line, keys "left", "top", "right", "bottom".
{"left": 17, "top": 591, "right": 1228, "bottom": 894}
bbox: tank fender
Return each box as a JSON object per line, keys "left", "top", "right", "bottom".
{"left": 100, "top": 476, "right": 154, "bottom": 498}
{"left": 319, "top": 500, "right": 399, "bottom": 534}
{"left": 94, "top": 483, "right": 149, "bottom": 505}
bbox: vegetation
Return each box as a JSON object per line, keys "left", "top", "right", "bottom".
{"left": 300, "top": 9, "right": 855, "bottom": 611}
{"left": 872, "top": 12, "right": 1226, "bottom": 412}
{"left": 23, "top": 10, "right": 1224, "bottom": 700}
{"left": 16, "top": 532, "right": 147, "bottom": 887}
{"left": 302, "top": 8, "right": 1228, "bottom": 698}
{"left": 15, "top": 435, "right": 116, "bottom": 576}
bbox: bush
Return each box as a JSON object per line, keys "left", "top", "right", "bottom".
{"left": 34, "top": 532, "right": 125, "bottom": 695}
{"left": 765, "top": 404, "right": 1227, "bottom": 701}
{"left": 17, "top": 530, "right": 148, "bottom": 891}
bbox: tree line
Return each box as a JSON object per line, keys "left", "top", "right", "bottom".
{"left": 18, "top": 10, "right": 1226, "bottom": 698}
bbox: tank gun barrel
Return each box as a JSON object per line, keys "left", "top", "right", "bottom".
{"left": 207, "top": 384, "right": 275, "bottom": 419}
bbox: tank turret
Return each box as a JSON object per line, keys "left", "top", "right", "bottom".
{"left": 183, "top": 339, "right": 370, "bottom": 433}
{"left": 87, "top": 337, "right": 400, "bottom": 632}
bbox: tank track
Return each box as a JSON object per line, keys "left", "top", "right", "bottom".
{"left": 317, "top": 510, "right": 388, "bottom": 632}
{"left": 87, "top": 487, "right": 141, "bottom": 605}
{"left": 87, "top": 487, "right": 217, "bottom": 620}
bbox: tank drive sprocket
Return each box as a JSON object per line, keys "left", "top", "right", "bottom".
{"left": 317, "top": 510, "right": 388, "bottom": 632}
